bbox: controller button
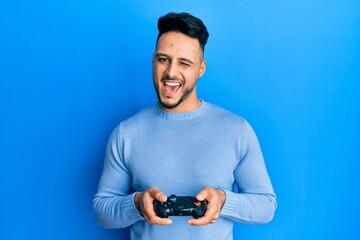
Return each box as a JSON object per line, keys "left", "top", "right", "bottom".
{"left": 194, "top": 201, "right": 201, "bottom": 207}
{"left": 169, "top": 195, "right": 177, "bottom": 202}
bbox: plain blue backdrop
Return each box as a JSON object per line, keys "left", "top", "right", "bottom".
{"left": 1, "top": 0, "right": 359, "bottom": 239}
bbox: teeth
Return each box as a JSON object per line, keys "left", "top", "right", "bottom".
{"left": 165, "top": 82, "right": 181, "bottom": 86}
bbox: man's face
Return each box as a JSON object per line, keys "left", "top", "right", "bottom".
{"left": 152, "top": 31, "right": 206, "bottom": 112}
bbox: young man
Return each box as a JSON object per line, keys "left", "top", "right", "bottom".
{"left": 93, "top": 12, "right": 276, "bottom": 240}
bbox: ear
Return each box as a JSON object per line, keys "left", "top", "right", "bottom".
{"left": 199, "top": 60, "right": 206, "bottom": 78}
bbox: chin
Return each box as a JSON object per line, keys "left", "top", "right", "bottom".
{"left": 159, "top": 99, "right": 181, "bottom": 110}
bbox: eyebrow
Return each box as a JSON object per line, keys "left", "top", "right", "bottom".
{"left": 179, "top": 57, "right": 194, "bottom": 65}
{"left": 155, "top": 53, "right": 195, "bottom": 65}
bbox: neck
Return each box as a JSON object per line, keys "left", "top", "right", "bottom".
{"left": 159, "top": 98, "right": 202, "bottom": 113}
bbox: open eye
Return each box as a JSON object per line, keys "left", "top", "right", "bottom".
{"left": 158, "top": 57, "right": 169, "bottom": 63}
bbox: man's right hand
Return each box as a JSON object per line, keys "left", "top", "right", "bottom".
{"left": 134, "top": 187, "right": 172, "bottom": 225}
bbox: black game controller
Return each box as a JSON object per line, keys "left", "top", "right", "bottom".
{"left": 154, "top": 194, "right": 207, "bottom": 219}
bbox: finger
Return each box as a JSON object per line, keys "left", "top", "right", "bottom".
{"left": 188, "top": 197, "right": 220, "bottom": 225}
{"left": 142, "top": 201, "right": 172, "bottom": 225}
{"left": 196, "top": 186, "right": 211, "bottom": 201}
{"left": 142, "top": 188, "right": 172, "bottom": 225}
{"left": 148, "top": 187, "right": 167, "bottom": 202}
{"left": 144, "top": 210, "right": 172, "bottom": 225}
{"left": 154, "top": 191, "right": 168, "bottom": 203}
{"left": 187, "top": 215, "right": 217, "bottom": 226}
{"left": 190, "top": 207, "right": 219, "bottom": 226}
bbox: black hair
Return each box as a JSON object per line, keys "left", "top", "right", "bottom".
{"left": 156, "top": 12, "right": 209, "bottom": 53}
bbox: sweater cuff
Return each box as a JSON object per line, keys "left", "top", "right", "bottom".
{"left": 220, "top": 190, "right": 239, "bottom": 217}
{"left": 122, "top": 193, "right": 144, "bottom": 222}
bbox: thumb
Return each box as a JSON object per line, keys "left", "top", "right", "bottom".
{"left": 196, "top": 187, "right": 210, "bottom": 201}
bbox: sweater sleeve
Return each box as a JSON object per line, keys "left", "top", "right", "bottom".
{"left": 220, "top": 120, "right": 277, "bottom": 224}
{"left": 92, "top": 125, "right": 144, "bottom": 228}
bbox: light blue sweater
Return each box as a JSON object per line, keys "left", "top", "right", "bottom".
{"left": 93, "top": 101, "right": 276, "bottom": 240}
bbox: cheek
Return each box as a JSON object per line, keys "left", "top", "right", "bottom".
{"left": 184, "top": 70, "right": 201, "bottom": 83}
{"left": 153, "top": 64, "right": 165, "bottom": 78}
{"left": 152, "top": 67, "right": 160, "bottom": 81}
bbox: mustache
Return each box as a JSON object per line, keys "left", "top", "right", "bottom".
{"left": 161, "top": 75, "right": 182, "bottom": 82}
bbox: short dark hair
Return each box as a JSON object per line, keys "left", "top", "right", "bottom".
{"left": 156, "top": 12, "right": 209, "bottom": 53}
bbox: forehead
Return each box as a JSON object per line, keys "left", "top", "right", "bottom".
{"left": 156, "top": 32, "right": 203, "bottom": 60}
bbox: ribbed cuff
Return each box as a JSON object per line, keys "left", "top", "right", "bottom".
{"left": 220, "top": 190, "right": 239, "bottom": 217}
{"left": 122, "top": 192, "right": 144, "bottom": 222}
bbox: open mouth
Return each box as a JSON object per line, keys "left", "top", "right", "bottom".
{"left": 163, "top": 81, "right": 182, "bottom": 94}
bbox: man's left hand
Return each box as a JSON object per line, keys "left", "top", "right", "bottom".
{"left": 187, "top": 186, "right": 226, "bottom": 226}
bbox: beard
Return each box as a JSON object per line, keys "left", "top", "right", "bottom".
{"left": 153, "top": 77, "right": 198, "bottom": 110}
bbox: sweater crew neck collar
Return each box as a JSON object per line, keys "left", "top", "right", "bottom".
{"left": 153, "top": 100, "right": 208, "bottom": 120}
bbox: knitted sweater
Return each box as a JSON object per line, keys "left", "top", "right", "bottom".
{"left": 93, "top": 101, "right": 276, "bottom": 240}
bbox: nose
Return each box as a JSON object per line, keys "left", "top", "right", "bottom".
{"left": 165, "top": 61, "right": 179, "bottom": 78}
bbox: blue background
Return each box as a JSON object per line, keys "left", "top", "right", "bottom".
{"left": 1, "top": 0, "right": 359, "bottom": 239}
